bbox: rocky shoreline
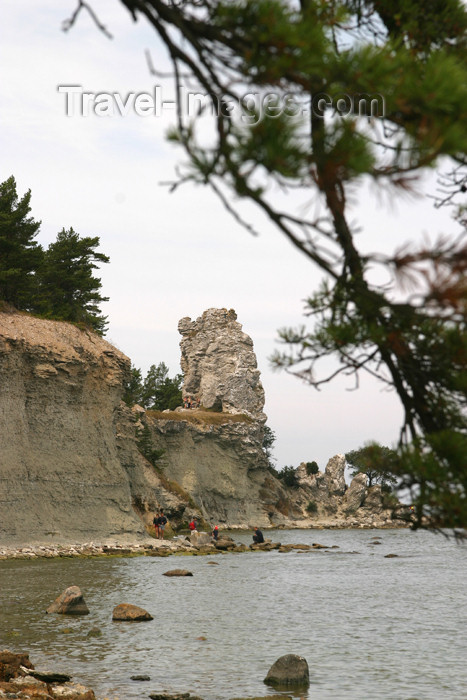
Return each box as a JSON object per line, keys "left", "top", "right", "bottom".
{"left": 0, "top": 649, "right": 307, "bottom": 700}
{"left": 0, "top": 523, "right": 407, "bottom": 561}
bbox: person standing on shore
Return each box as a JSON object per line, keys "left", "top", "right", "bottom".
{"left": 153, "top": 510, "right": 160, "bottom": 538}
{"left": 158, "top": 509, "right": 168, "bottom": 539}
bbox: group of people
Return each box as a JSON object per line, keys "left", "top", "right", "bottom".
{"left": 153, "top": 509, "right": 168, "bottom": 539}
{"left": 153, "top": 510, "right": 263, "bottom": 545}
{"left": 189, "top": 518, "right": 219, "bottom": 541}
{"left": 183, "top": 396, "right": 200, "bottom": 409}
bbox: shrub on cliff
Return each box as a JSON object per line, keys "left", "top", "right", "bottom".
{"left": 306, "top": 461, "right": 319, "bottom": 476}
{"left": 278, "top": 465, "right": 300, "bottom": 489}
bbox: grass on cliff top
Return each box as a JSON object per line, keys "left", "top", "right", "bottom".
{"left": 146, "top": 409, "right": 252, "bottom": 425}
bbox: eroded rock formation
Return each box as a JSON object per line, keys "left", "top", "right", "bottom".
{"left": 293, "top": 455, "right": 396, "bottom": 527}
{"left": 178, "top": 308, "right": 266, "bottom": 419}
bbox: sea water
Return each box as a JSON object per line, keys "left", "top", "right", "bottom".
{"left": 1, "top": 528, "right": 466, "bottom": 700}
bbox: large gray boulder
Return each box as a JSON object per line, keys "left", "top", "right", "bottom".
{"left": 264, "top": 654, "right": 309, "bottom": 688}
{"left": 189, "top": 531, "right": 212, "bottom": 546}
{"left": 178, "top": 308, "right": 266, "bottom": 419}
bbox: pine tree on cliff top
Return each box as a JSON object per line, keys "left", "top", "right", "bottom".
{"left": 0, "top": 175, "right": 42, "bottom": 310}
{"left": 38, "top": 227, "right": 109, "bottom": 335}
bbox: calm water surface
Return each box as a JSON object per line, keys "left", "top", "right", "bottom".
{"left": 1, "top": 529, "right": 466, "bottom": 700}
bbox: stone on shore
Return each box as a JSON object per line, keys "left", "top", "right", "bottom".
{"left": 0, "top": 651, "right": 95, "bottom": 700}
{"left": 46, "top": 586, "right": 90, "bottom": 615}
{"left": 189, "top": 531, "right": 212, "bottom": 546}
{"left": 149, "top": 693, "right": 204, "bottom": 700}
{"left": 0, "top": 650, "right": 33, "bottom": 681}
{"left": 264, "top": 654, "right": 310, "bottom": 689}
{"left": 112, "top": 604, "right": 153, "bottom": 621}
{"left": 20, "top": 666, "right": 71, "bottom": 683}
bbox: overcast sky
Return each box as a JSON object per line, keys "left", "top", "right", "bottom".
{"left": 1, "top": 2, "right": 459, "bottom": 469}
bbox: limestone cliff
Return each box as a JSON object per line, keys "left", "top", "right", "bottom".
{"left": 0, "top": 309, "right": 399, "bottom": 546}
{"left": 142, "top": 411, "right": 289, "bottom": 528}
{"left": 0, "top": 312, "right": 147, "bottom": 543}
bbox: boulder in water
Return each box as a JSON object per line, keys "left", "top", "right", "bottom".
{"left": 264, "top": 654, "right": 309, "bottom": 688}
{"left": 112, "top": 604, "right": 153, "bottom": 621}
{"left": 46, "top": 586, "right": 90, "bottom": 615}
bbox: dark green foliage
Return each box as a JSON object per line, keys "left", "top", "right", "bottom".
{"left": 306, "top": 500, "right": 318, "bottom": 514}
{"left": 0, "top": 177, "right": 109, "bottom": 335}
{"left": 142, "top": 362, "right": 183, "bottom": 411}
{"left": 123, "top": 365, "right": 144, "bottom": 406}
{"left": 345, "top": 443, "right": 399, "bottom": 490}
{"left": 262, "top": 424, "right": 276, "bottom": 468}
{"left": 136, "top": 423, "right": 165, "bottom": 468}
{"left": 0, "top": 176, "right": 42, "bottom": 309}
{"left": 278, "top": 465, "right": 300, "bottom": 489}
{"left": 123, "top": 362, "right": 183, "bottom": 411}
{"left": 306, "top": 461, "right": 319, "bottom": 476}
{"left": 37, "top": 227, "right": 109, "bottom": 334}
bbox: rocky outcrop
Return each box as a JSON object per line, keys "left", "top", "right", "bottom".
{"left": 344, "top": 472, "right": 368, "bottom": 513}
{"left": 178, "top": 308, "right": 266, "bottom": 419}
{"left": 0, "top": 312, "right": 192, "bottom": 545}
{"left": 293, "top": 456, "right": 396, "bottom": 527}
{"left": 324, "top": 454, "right": 347, "bottom": 495}
{"left": 143, "top": 411, "right": 290, "bottom": 528}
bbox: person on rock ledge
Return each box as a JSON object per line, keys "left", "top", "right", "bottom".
{"left": 158, "top": 509, "right": 168, "bottom": 539}
{"left": 252, "top": 527, "right": 264, "bottom": 544}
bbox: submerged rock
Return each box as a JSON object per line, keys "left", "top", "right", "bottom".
{"left": 163, "top": 569, "right": 193, "bottom": 577}
{"left": 112, "top": 604, "right": 153, "bottom": 621}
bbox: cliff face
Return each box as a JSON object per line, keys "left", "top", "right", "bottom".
{"left": 0, "top": 312, "right": 149, "bottom": 544}
{"left": 0, "top": 309, "right": 398, "bottom": 546}
{"left": 144, "top": 413, "right": 289, "bottom": 528}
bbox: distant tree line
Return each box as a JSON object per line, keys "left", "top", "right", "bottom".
{"left": 0, "top": 176, "right": 109, "bottom": 334}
